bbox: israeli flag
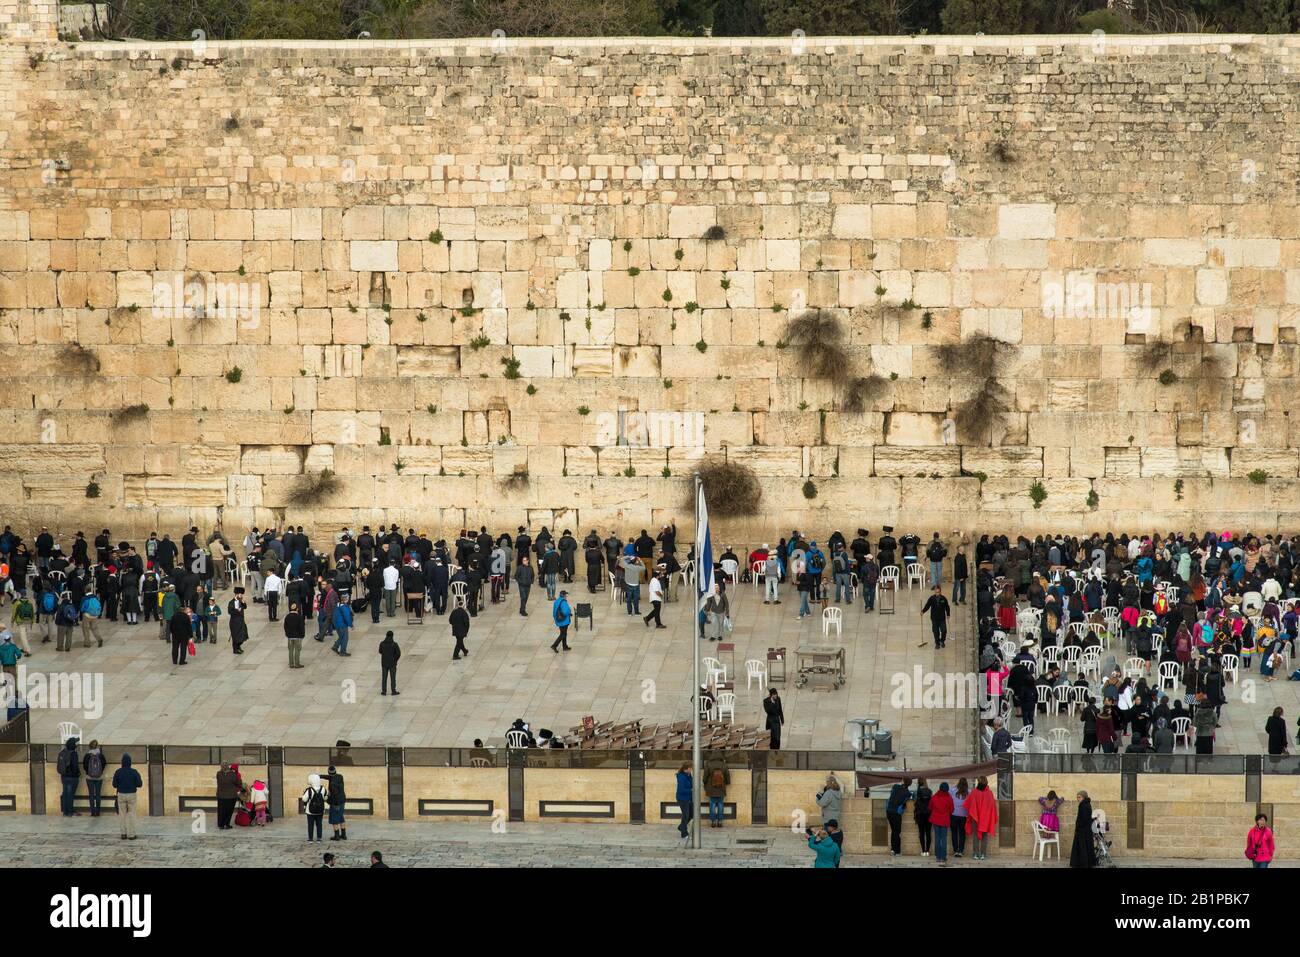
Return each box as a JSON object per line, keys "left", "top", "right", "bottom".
{"left": 696, "top": 482, "right": 714, "bottom": 609}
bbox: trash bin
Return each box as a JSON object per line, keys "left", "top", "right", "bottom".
{"left": 872, "top": 730, "right": 893, "bottom": 756}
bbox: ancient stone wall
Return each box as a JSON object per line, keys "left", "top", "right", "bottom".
{"left": 3, "top": 19, "right": 1300, "bottom": 541}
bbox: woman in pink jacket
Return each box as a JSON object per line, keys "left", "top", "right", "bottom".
{"left": 1246, "top": 814, "right": 1275, "bottom": 869}
{"left": 964, "top": 776, "right": 999, "bottom": 861}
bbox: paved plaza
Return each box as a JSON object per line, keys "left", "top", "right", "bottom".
{"left": 20, "top": 575, "right": 975, "bottom": 762}
{"left": 14, "top": 571, "right": 1296, "bottom": 758}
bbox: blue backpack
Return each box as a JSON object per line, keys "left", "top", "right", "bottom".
{"left": 40, "top": 591, "right": 57, "bottom": 615}
{"left": 82, "top": 595, "right": 102, "bottom": 618}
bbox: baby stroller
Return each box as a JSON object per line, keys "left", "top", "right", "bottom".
{"left": 1091, "top": 807, "right": 1115, "bottom": 867}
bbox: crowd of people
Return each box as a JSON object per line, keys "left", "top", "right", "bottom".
{"left": 975, "top": 531, "right": 1300, "bottom": 758}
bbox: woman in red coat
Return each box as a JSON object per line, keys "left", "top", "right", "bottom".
{"left": 1246, "top": 814, "right": 1275, "bottom": 868}
{"left": 929, "top": 782, "right": 955, "bottom": 866}
{"left": 965, "top": 776, "right": 999, "bottom": 861}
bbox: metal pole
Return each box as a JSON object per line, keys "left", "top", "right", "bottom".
{"left": 692, "top": 473, "right": 702, "bottom": 850}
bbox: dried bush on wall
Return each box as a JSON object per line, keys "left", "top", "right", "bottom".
{"left": 691, "top": 457, "right": 762, "bottom": 518}
{"left": 58, "top": 343, "right": 100, "bottom": 376}
{"left": 783, "top": 310, "right": 850, "bottom": 385}
{"left": 841, "top": 374, "right": 888, "bottom": 414}
{"left": 935, "top": 333, "right": 1012, "bottom": 377}
{"left": 953, "top": 378, "right": 1010, "bottom": 442}
{"left": 287, "top": 469, "right": 341, "bottom": 507}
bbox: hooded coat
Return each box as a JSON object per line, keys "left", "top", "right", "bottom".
{"left": 111, "top": 754, "right": 142, "bottom": 794}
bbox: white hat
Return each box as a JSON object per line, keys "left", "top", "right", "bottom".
{"left": 763, "top": 543, "right": 769, "bottom": 549}
{"left": 1020, "top": 638, "right": 1036, "bottom": 649}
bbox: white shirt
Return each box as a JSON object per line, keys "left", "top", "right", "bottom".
{"left": 263, "top": 573, "right": 282, "bottom": 594}
{"left": 383, "top": 566, "right": 400, "bottom": 591}
{"left": 1262, "top": 578, "right": 1283, "bottom": 601}
{"left": 649, "top": 577, "right": 664, "bottom": 603}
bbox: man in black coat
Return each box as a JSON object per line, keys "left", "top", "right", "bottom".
{"left": 379, "top": 630, "right": 401, "bottom": 695}
{"left": 365, "top": 562, "right": 384, "bottom": 624}
{"left": 920, "top": 586, "right": 952, "bottom": 649}
{"left": 449, "top": 604, "right": 470, "bottom": 660}
{"left": 228, "top": 588, "right": 249, "bottom": 655}
{"left": 169, "top": 605, "right": 192, "bottom": 665}
{"left": 763, "top": 689, "right": 785, "bottom": 750}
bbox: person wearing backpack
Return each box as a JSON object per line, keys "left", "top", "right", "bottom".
{"left": 83, "top": 740, "right": 107, "bottom": 817}
{"left": 832, "top": 545, "right": 853, "bottom": 605}
{"left": 79, "top": 592, "right": 103, "bottom": 649}
{"left": 550, "top": 590, "right": 572, "bottom": 653}
{"left": 927, "top": 533, "right": 947, "bottom": 589}
{"left": 37, "top": 586, "right": 57, "bottom": 645}
{"left": 704, "top": 756, "right": 730, "bottom": 828}
{"left": 303, "top": 772, "right": 326, "bottom": 843}
{"left": 56, "top": 737, "right": 81, "bottom": 816}
{"left": 54, "top": 594, "right": 79, "bottom": 653}
{"left": 9, "top": 595, "right": 33, "bottom": 657}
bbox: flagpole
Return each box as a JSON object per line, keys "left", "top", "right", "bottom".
{"left": 692, "top": 472, "right": 702, "bottom": 850}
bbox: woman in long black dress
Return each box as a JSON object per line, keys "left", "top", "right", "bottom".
{"left": 1069, "top": 791, "right": 1097, "bottom": 868}
{"left": 1265, "top": 706, "right": 1288, "bottom": 756}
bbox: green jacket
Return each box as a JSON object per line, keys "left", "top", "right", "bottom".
{"left": 161, "top": 591, "right": 181, "bottom": 620}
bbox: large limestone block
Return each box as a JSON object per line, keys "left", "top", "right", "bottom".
{"left": 123, "top": 476, "right": 227, "bottom": 507}
{"left": 727, "top": 446, "right": 803, "bottom": 477}
{"left": 872, "top": 447, "right": 961, "bottom": 476}
{"left": 668, "top": 206, "right": 715, "bottom": 239}
{"left": 960, "top": 447, "right": 1044, "bottom": 477}
{"left": 884, "top": 412, "right": 945, "bottom": 446}
{"left": 350, "top": 241, "right": 398, "bottom": 272}
{"left": 239, "top": 445, "right": 305, "bottom": 475}
{"left": 396, "top": 346, "right": 460, "bottom": 377}
{"left": 0, "top": 444, "right": 104, "bottom": 473}
{"left": 997, "top": 203, "right": 1056, "bottom": 240}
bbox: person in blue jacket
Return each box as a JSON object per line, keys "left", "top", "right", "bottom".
{"left": 330, "top": 598, "right": 354, "bottom": 656}
{"left": 675, "top": 762, "right": 693, "bottom": 841}
{"left": 808, "top": 827, "right": 842, "bottom": 868}
{"left": 550, "top": 590, "right": 572, "bottom": 652}
{"left": 111, "top": 753, "right": 142, "bottom": 840}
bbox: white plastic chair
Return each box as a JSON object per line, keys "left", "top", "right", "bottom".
{"left": 1171, "top": 716, "right": 1192, "bottom": 751}
{"left": 234, "top": 558, "right": 248, "bottom": 585}
{"left": 1102, "top": 607, "right": 1120, "bottom": 631}
{"left": 450, "top": 580, "right": 468, "bottom": 609}
{"left": 1031, "top": 820, "right": 1061, "bottom": 861}
{"left": 1010, "top": 727, "right": 1030, "bottom": 753}
{"left": 56, "top": 721, "right": 82, "bottom": 743}
{"left": 716, "top": 691, "right": 736, "bottom": 723}
{"left": 505, "top": 729, "right": 529, "bottom": 749}
{"left": 752, "top": 561, "right": 764, "bottom": 591}
{"left": 1067, "top": 621, "right": 1089, "bottom": 641}
{"left": 699, "top": 695, "right": 716, "bottom": 721}
{"left": 1000, "top": 639, "right": 1019, "bottom": 661}
{"left": 822, "top": 606, "right": 842, "bottom": 637}
{"left": 1221, "top": 653, "right": 1240, "bottom": 685}
{"left": 905, "top": 562, "right": 924, "bottom": 589}
{"left": 1043, "top": 646, "right": 1063, "bottom": 669}
{"left": 1067, "top": 685, "right": 1089, "bottom": 715}
{"left": 720, "top": 558, "right": 739, "bottom": 583}
{"left": 1048, "top": 726, "right": 1072, "bottom": 752}
{"left": 1062, "top": 645, "right": 1082, "bottom": 674}
{"left": 879, "top": 565, "right": 900, "bottom": 594}
{"left": 1124, "top": 656, "right": 1146, "bottom": 681}
{"left": 1052, "top": 684, "right": 1071, "bottom": 716}
{"left": 1158, "top": 660, "right": 1180, "bottom": 691}
{"left": 1080, "top": 647, "right": 1101, "bottom": 680}
{"left": 745, "top": 658, "right": 767, "bottom": 690}
{"left": 1030, "top": 735, "right": 1052, "bottom": 753}
{"left": 703, "top": 655, "right": 727, "bottom": 685}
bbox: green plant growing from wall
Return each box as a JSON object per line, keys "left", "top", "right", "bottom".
{"left": 802, "top": 479, "right": 818, "bottom": 499}
{"left": 1029, "top": 480, "right": 1048, "bottom": 509}
{"left": 1248, "top": 469, "right": 1268, "bottom": 485}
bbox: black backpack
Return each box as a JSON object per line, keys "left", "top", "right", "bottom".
{"left": 85, "top": 751, "right": 105, "bottom": 778}
{"left": 306, "top": 787, "right": 325, "bottom": 815}
{"left": 56, "top": 749, "right": 76, "bottom": 776}
{"left": 928, "top": 541, "right": 946, "bottom": 562}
